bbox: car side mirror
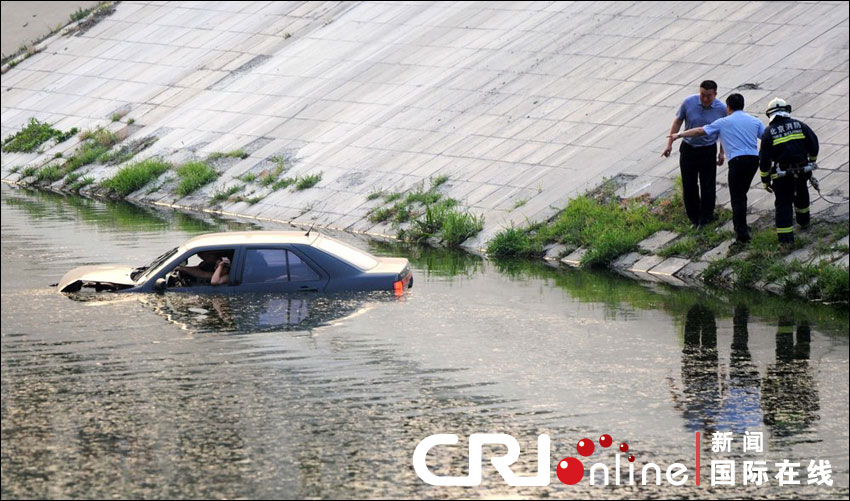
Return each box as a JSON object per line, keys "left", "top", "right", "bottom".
{"left": 154, "top": 278, "right": 166, "bottom": 292}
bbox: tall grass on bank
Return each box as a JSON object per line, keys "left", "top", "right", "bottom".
{"left": 176, "top": 160, "right": 218, "bottom": 197}
{"left": 102, "top": 158, "right": 171, "bottom": 196}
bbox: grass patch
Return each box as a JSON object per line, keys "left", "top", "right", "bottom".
{"left": 21, "top": 166, "right": 39, "bottom": 177}
{"left": 658, "top": 229, "right": 734, "bottom": 259}
{"left": 70, "top": 6, "right": 93, "bottom": 22}
{"left": 208, "top": 149, "right": 248, "bottom": 161}
{"left": 176, "top": 160, "right": 218, "bottom": 197}
{"left": 232, "top": 194, "right": 264, "bottom": 205}
{"left": 61, "top": 127, "right": 122, "bottom": 173}
{"left": 487, "top": 226, "right": 543, "bottom": 257}
{"left": 238, "top": 172, "right": 257, "bottom": 183}
{"left": 488, "top": 195, "right": 666, "bottom": 265}
{"left": 294, "top": 172, "right": 322, "bottom": 190}
{"left": 366, "top": 189, "right": 384, "bottom": 201}
{"left": 67, "top": 175, "right": 95, "bottom": 191}
{"left": 34, "top": 165, "right": 64, "bottom": 183}
{"left": 102, "top": 158, "right": 171, "bottom": 196}
{"left": 513, "top": 198, "right": 528, "bottom": 209}
{"left": 367, "top": 176, "right": 483, "bottom": 247}
{"left": 430, "top": 174, "right": 449, "bottom": 190}
{"left": 211, "top": 184, "right": 244, "bottom": 203}
{"left": 9, "top": 166, "right": 21, "bottom": 174}
{"left": 258, "top": 162, "right": 286, "bottom": 187}
{"left": 271, "top": 177, "right": 296, "bottom": 191}
{"left": 700, "top": 223, "right": 849, "bottom": 303}
{"left": 2, "top": 118, "right": 78, "bottom": 153}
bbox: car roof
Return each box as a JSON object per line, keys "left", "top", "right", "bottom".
{"left": 181, "top": 231, "right": 319, "bottom": 250}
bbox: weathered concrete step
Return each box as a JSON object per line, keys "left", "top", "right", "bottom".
{"left": 560, "top": 247, "right": 587, "bottom": 267}
{"left": 543, "top": 243, "right": 567, "bottom": 261}
{"left": 649, "top": 257, "right": 691, "bottom": 277}
{"left": 629, "top": 254, "right": 666, "bottom": 274}
{"left": 638, "top": 231, "right": 679, "bottom": 253}
{"left": 700, "top": 239, "right": 735, "bottom": 263}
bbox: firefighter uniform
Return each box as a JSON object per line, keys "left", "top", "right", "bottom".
{"left": 758, "top": 114, "right": 819, "bottom": 243}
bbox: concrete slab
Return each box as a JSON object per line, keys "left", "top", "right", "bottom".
{"left": 560, "top": 247, "right": 587, "bottom": 268}
{"left": 676, "top": 261, "right": 710, "bottom": 281}
{"left": 612, "top": 251, "right": 643, "bottom": 270}
{"left": 701, "top": 239, "right": 735, "bottom": 263}
{"left": 649, "top": 257, "right": 691, "bottom": 277}
{"left": 783, "top": 246, "right": 816, "bottom": 264}
{"left": 638, "top": 230, "right": 679, "bottom": 253}
{"left": 543, "top": 243, "right": 568, "bottom": 261}
{"left": 629, "top": 254, "right": 667, "bottom": 274}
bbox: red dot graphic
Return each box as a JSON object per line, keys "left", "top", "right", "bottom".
{"left": 556, "top": 457, "right": 585, "bottom": 485}
{"left": 599, "top": 434, "right": 612, "bottom": 448}
{"left": 628, "top": 455, "right": 635, "bottom": 463}
{"left": 577, "top": 438, "right": 595, "bottom": 457}
{"left": 619, "top": 442, "right": 629, "bottom": 453}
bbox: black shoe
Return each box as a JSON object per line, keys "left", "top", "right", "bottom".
{"left": 736, "top": 232, "right": 751, "bottom": 244}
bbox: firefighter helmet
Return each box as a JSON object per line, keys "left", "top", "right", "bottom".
{"left": 766, "top": 98, "right": 791, "bottom": 122}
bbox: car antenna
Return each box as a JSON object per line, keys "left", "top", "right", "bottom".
{"left": 305, "top": 202, "right": 328, "bottom": 237}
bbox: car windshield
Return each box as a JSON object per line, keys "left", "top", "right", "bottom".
{"left": 314, "top": 235, "right": 378, "bottom": 271}
{"left": 135, "top": 247, "right": 179, "bottom": 282}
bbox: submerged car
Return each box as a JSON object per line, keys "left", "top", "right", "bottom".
{"left": 58, "top": 231, "right": 413, "bottom": 294}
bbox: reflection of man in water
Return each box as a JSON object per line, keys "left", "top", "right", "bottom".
{"left": 761, "top": 316, "right": 819, "bottom": 436}
{"left": 721, "top": 305, "right": 762, "bottom": 432}
{"left": 679, "top": 304, "right": 722, "bottom": 432}
{"left": 673, "top": 304, "right": 764, "bottom": 433}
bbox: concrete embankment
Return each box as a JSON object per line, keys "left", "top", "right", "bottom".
{"left": 1, "top": 1, "right": 848, "bottom": 299}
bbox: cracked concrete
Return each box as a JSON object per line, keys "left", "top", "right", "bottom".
{"left": 1, "top": 1, "right": 847, "bottom": 251}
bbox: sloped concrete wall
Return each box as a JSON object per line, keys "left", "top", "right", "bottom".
{"left": 1, "top": 1, "right": 847, "bottom": 248}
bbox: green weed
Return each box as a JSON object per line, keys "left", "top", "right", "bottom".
{"left": 176, "top": 160, "right": 218, "bottom": 197}
{"left": 102, "top": 158, "right": 171, "bottom": 196}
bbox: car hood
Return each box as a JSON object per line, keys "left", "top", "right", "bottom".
{"left": 57, "top": 265, "right": 138, "bottom": 292}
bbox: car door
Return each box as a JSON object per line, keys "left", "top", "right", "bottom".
{"left": 236, "top": 246, "right": 328, "bottom": 293}
{"left": 160, "top": 247, "right": 240, "bottom": 294}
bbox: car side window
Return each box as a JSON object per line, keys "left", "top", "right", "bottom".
{"left": 242, "top": 249, "right": 319, "bottom": 284}
{"left": 288, "top": 251, "right": 320, "bottom": 282}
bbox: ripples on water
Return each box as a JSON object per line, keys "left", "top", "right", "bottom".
{"left": 1, "top": 186, "right": 848, "bottom": 499}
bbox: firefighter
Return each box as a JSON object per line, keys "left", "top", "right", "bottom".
{"left": 759, "top": 98, "right": 819, "bottom": 244}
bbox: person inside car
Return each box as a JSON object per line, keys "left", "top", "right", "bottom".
{"left": 176, "top": 250, "right": 232, "bottom": 285}
{"left": 210, "top": 256, "right": 231, "bottom": 286}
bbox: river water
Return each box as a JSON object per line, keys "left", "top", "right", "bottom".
{"left": 1, "top": 184, "right": 848, "bottom": 499}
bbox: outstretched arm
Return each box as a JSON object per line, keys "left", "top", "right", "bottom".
{"left": 669, "top": 127, "right": 707, "bottom": 141}
{"left": 662, "top": 117, "right": 684, "bottom": 157}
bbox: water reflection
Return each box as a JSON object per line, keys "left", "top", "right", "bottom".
{"left": 131, "top": 292, "right": 398, "bottom": 333}
{"left": 2, "top": 184, "right": 848, "bottom": 498}
{"left": 672, "top": 303, "right": 820, "bottom": 438}
{"left": 1, "top": 187, "right": 259, "bottom": 234}
{"left": 762, "top": 316, "right": 819, "bottom": 436}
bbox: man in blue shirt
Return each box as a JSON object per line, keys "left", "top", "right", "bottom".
{"left": 671, "top": 93, "right": 765, "bottom": 243}
{"left": 663, "top": 80, "right": 727, "bottom": 228}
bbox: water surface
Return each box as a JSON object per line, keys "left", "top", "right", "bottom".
{"left": 2, "top": 185, "right": 847, "bottom": 499}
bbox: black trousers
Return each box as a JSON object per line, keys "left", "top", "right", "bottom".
{"left": 679, "top": 142, "right": 717, "bottom": 225}
{"left": 727, "top": 155, "right": 759, "bottom": 240}
{"left": 773, "top": 172, "right": 811, "bottom": 243}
